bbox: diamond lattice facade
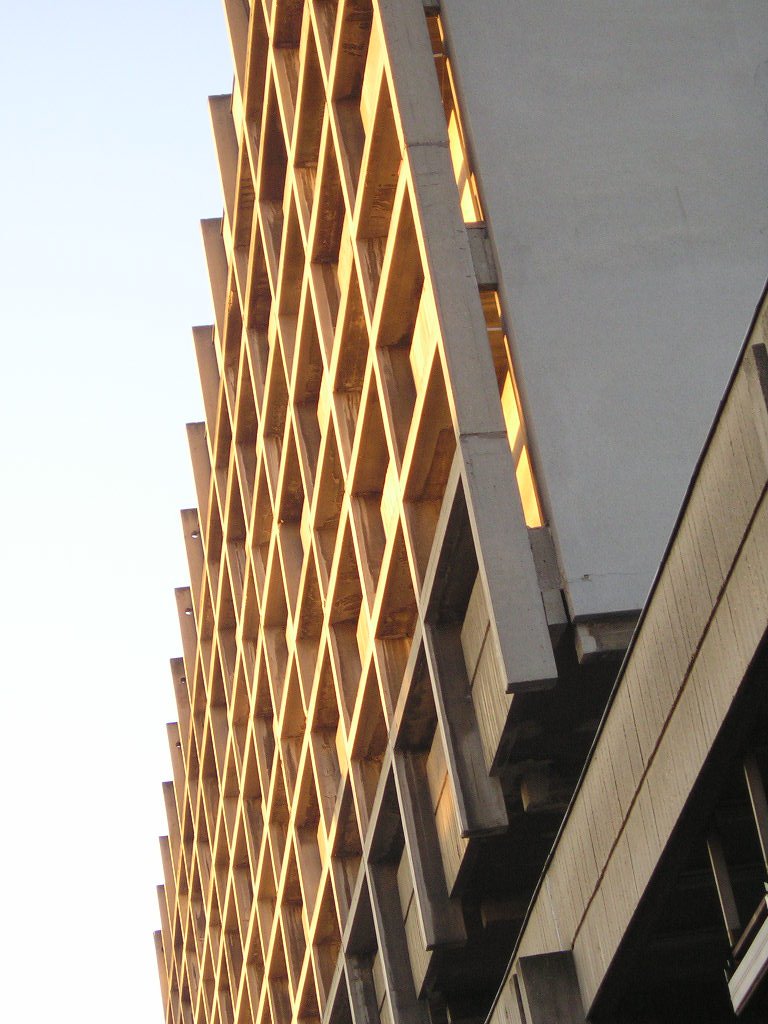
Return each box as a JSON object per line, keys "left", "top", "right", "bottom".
{"left": 154, "top": 3, "right": 768, "bottom": 1023}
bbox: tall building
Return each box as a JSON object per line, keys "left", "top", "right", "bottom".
{"left": 154, "top": 3, "right": 768, "bottom": 1023}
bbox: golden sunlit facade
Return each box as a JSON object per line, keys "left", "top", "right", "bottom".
{"left": 154, "top": 2, "right": 768, "bottom": 1023}
{"left": 154, "top": 3, "right": 562, "bottom": 1024}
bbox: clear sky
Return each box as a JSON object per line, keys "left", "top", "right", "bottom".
{"left": 0, "top": 1, "right": 232, "bottom": 1018}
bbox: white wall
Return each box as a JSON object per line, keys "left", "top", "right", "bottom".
{"left": 440, "top": 0, "right": 768, "bottom": 618}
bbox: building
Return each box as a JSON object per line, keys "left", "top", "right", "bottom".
{"left": 154, "top": 3, "right": 768, "bottom": 1023}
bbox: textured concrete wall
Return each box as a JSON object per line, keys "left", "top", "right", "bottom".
{"left": 440, "top": 0, "right": 768, "bottom": 618}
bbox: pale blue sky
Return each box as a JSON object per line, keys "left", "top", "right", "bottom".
{"left": 0, "top": 2, "right": 232, "bottom": 1018}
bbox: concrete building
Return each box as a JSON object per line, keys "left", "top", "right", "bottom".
{"left": 154, "top": 3, "right": 768, "bottom": 1023}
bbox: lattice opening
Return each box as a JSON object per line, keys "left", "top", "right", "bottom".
{"left": 281, "top": 849, "right": 308, "bottom": 993}
{"left": 294, "top": 25, "right": 325, "bottom": 225}
{"left": 295, "top": 758, "right": 323, "bottom": 919}
{"left": 349, "top": 378, "right": 388, "bottom": 603}
{"left": 280, "top": 665, "right": 307, "bottom": 802}
{"left": 311, "top": 0, "right": 339, "bottom": 73}
{"left": 311, "top": 880, "right": 341, "bottom": 1014}
{"left": 311, "top": 139, "right": 345, "bottom": 343}
{"left": 293, "top": 303, "right": 325, "bottom": 493}
{"left": 331, "top": 0, "right": 373, "bottom": 205}
{"left": 310, "top": 649, "right": 343, "bottom": 832}
{"left": 330, "top": 781, "right": 363, "bottom": 931}
{"left": 277, "top": 195, "right": 306, "bottom": 370}
{"left": 313, "top": 424, "right": 345, "bottom": 590}
{"left": 296, "top": 556, "right": 323, "bottom": 703}
{"left": 235, "top": 346, "right": 260, "bottom": 511}
{"left": 331, "top": 266, "right": 368, "bottom": 465}
{"left": 263, "top": 342, "right": 289, "bottom": 496}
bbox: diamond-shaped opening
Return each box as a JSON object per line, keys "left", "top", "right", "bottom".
{"left": 257, "top": 851, "right": 278, "bottom": 963}
{"left": 251, "top": 461, "right": 273, "bottom": 599}
{"left": 213, "top": 379, "right": 234, "bottom": 475}
{"left": 331, "top": 268, "right": 368, "bottom": 466}
{"left": 207, "top": 646, "right": 227, "bottom": 712}
{"left": 402, "top": 358, "right": 456, "bottom": 589}
{"left": 219, "top": 985, "right": 236, "bottom": 1024}
{"left": 394, "top": 643, "right": 437, "bottom": 753}
{"left": 220, "top": 801, "right": 238, "bottom": 875}
{"left": 201, "top": 781, "right": 220, "bottom": 861}
{"left": 197, "top": 837, "right": 213, "bottom": 905}
{"left": 277, "top": 195, "right": 306, "bottom": 372}
{"left": 270, "top": 766, "right": 290, "bottom": 880}
{"left": 269, "top": 974, "right": 292, "bottom": 1024}
{"left": 201, "top": 975, "right": 217, "bottom": 1022}
{"left": 310, "top": 649, "right": 343, "bottom": 831}
{"left": 310, "top": 139, "right": 345, "bottom": 345}
{"left": 222, "top": 761, "right": 240, "bottom": 846}
{"left": 296, "top": 556, "right": 323, "bottom": 704}
{"left": 243, "top": 801, "right": 264, "bottom": 896}
{"left": 294, "top": 26, "right": 325, "bottom": 227}
{"left": 298, "top": 965, "right": 321, "bottom": 1024}
{"left": 373, "top": 200, "right": 424, "bottom": 458}
{"left": 280, "top": 664, "right": 306, "bottom": 802}
{"left": 313, "top": 426, "right": 344, "bottom": 592}
{"left": 245, "top": 1, "right": 269, "bottom": 153}
{"left": 254, "top": 656, "right": 277, "bottom": 796}
{"left": 261, "top": 202, "right": 286, "bottom": 299}
{"left": 311, "top": 879, "right": 341, "bottom": 1015}
{"left": 349, "top": 663, "right": 387, "bottom": 832}
{"left": 235, "top": 350, "right": 259, "bottom": 512}
{"left": 327, "top": 965, "right": 353, "bottom": 1024}
{"left": 424, "top": 480, "right": 479, "bottom": 630}
{"left": 330, "top": 779, "right": 363, "bottom": 931}
{"left": 356, "top": 81, "right": 401, "bottom": 312}
{"left": 328, "top": 522, "right": 364, "bottom": 725}
{"left": 375, "top": 190, "right": 423, "bottom": 340}
{"left": 277, "top": 429, "right": 306, "bottom": 615}
{"left": 231, "top": 800, "right": 251, "bottom": 874}
{"left": 274, "top": 44, "right": 301, "bottom": 142}
{"left": 259, "top": 82, "right": 288, "bottom": 284}
{"left": 244, "top": 922, "right": 265, "bottom": 1018}
{"left": 311, "top": 0, "right": 338, "bottom": 75}
{"left": 246, "top": 324, "right": 271, "bottom": 417}
{"left": 226, "top": 500, "right": 247, "bottom": 616}
{"left": 245, "top": 258, "right": 271, "bottom": 449}
{"left": 375, "top": 523, "right": 418, "bottom": 707}
{"left": 234, "top": 145, "right": 256, "bottom": 292}
{"left": 246, "top": 227, "right": 272, "bottom": 340}
{"left": 294, "top": 758, "right": 323, "bottom": 918}
{"left": 206, "top": 493, "right": 224, "bottom": 587}
{"left": 332, "top": 0, "right": 373, "bottom": 205}
{"left": 293, "top": 304, "right": 325, "bottom": 494}
{"left": 224, "top": 921, "right": 244, "bottom": 999}
{"left": 349, "top": 381, "right": 388, "bottom": 603}
{"left": 231, "top": 664, "right": 250, "bottom": 772}
{"left": 218, "top": 550, "right": 239, "bottom": 635}
{"left": 262, "top": 341, "right": 289, "bottom": 498}
{"left": 274, "top": 0, "right": 305, "bottom": 47}
{"left": 263, "top": 555, "right": 289, "bottom": 708}
{"left": 210, "top": 702, "right": 229, "bottom": 783}
{"left": 242, "top": 727, "right": 263, "bottom": 806}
